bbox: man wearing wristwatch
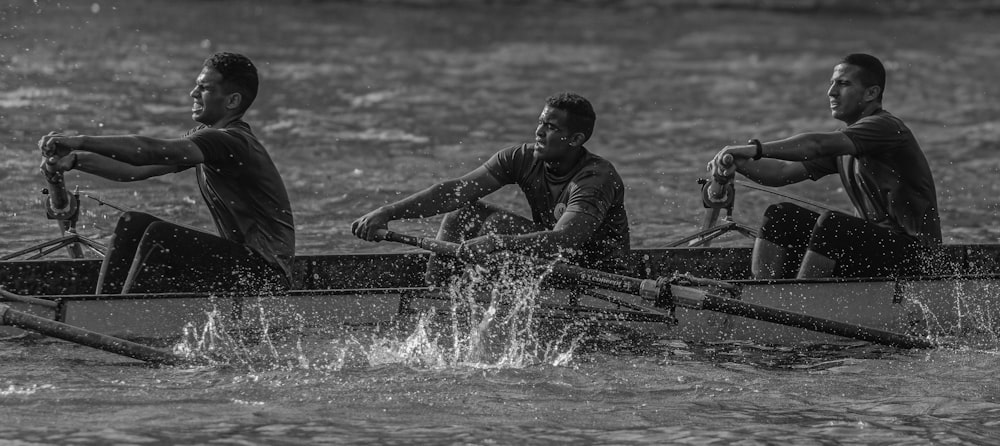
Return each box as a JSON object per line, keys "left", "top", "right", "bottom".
{"left": 352, "top": 92, "right": 630, "bottom": 286}
{"left": 707, "top": 53, "right": 940, "bottom": 279}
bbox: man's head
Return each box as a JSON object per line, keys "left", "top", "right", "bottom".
{"left": 828, "top": 53, "right": 885, "bottom": 124}
{"left": 841, "top": 53, "right": 885, "bottom": 102}
{"left": 190, "top": 52, "right": 259, "bottom": 125}
{"left": 533, "top": 93, "right": 596, "bottom": 161}
{"left": 546, "top": 92, "right": 596, "bottom": 143}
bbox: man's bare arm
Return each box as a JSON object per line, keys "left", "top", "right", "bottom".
{"left": 496, "top": 210, "right": 602, "bottom": 258}
{"left": 41, "top": 134, "right": 204, "bottom": 166}
{"left": 352, "top": 166, "right": 505, "bottom": 241}
{"left": 712, "top": 131, "right": 856, "bottom": 187}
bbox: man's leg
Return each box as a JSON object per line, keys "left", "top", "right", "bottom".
{"left": 96, "top": 212, "right": 162, "bottom": 294}
{"left": 797, "top": 250, "right": 837, "bottom": 278}
{"left": 752, "top": 203, "right": 817, "bottom": 279}
{"left": 803, "top": 211, "right": 920, "bottom": 278}
{"left": 426, "top": 201, "right": 536, "bottom": 286}
{"left": 751, "top": 238, "right": 788, "bottom": 279}
{"left": 119, "top": 221, "right": 285, "bottom": 294}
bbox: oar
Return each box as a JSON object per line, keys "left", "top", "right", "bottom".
{"left": 0, "top": 290, "right": 191, "bottom": 365}
{"left": 374, "top": 229, "right": 934, "bottom": 349}
{"left": 0, "top": 288, "right": 59, "bottom": 309}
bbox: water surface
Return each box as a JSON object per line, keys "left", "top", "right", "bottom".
{"left": 2, "top": 1, "right": 1000, "bottom": 444}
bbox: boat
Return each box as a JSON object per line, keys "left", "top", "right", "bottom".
{"left": 3, "top": 237, "right": 999, "bottom": 345}
{"left": 2, "top": 176, "right": 999, "bottom": 363}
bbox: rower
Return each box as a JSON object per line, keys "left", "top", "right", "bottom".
{"left": 38, "top": 52, "right": 294, "bottom": 295}
{"left": 352, "top": 92, "right": 630, "bottom": 285}
{"left": 706, "top": 53, "right": 941, "bottom": 279}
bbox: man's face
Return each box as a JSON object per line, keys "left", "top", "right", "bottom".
{"left": 533, "top": 105, "right": 576, "bottom": 161}
{"left": 189, "top": 67, "right": 232, "bottom": 126}
{"left": 827, "top": 63, "right": 874, "bottom": 124}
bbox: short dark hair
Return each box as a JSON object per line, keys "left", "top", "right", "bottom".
{"left": 204, "top": 52, "right": 259, "bottom": 113}
{"left": 545, "top": 92, "right": 596, "bottom": 142}
{"left": 841, "top": 53, "right": 885, "bottom": 102}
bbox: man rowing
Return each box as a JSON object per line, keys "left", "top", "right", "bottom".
{"left": 352, "top": 92, "right": 630, "bottom": 285}
{"left": 707, "top": 53, "right": 941, "bottom": 279}
{"left": 38, "top": 52, "right": 295, "bottom": 294}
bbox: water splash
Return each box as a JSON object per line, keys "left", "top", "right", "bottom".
{"left": 363, "top": 259, "right": 582, "bottom": 369}
{"left": 171, "top": 258, "right": 582, "bottom": 371}
{"left": 172, "top": 296, "right": 311, "bottom": 371}
{"left": 907, "top": 276, "right": 1000, "bottom": 351}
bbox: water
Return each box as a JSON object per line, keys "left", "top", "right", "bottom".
{"left": 2, "top": 1, "right": 1000, "bottom": 444}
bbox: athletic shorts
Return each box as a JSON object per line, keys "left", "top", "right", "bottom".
{"left": 758, "top": 202, "right": 925, "bottom": 277}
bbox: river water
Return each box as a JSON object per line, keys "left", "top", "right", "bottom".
{"left": 2, "top": 1, "right": 1000, "bottom": 444}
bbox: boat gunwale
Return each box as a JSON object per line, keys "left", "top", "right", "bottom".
{"left": 5, "top": 273, "right": 999, "bottom": 302}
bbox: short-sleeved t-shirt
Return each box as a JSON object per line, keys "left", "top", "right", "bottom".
{"left": 482, "top": 144, "right": 630, "bottom": 272}
{"left": 802, "top": 110, "right": 941, "bottom": 244}
{"left": 185, "top": 120, "right": 296, "bottom": 279}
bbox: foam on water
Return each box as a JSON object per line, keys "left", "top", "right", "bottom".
{"left": 363, "top": 260, "right": 581, "bottom": 369}
{"left": 903, "top": 258, "right": 1000, "bottom": 351}
{"left": 172, "top": 258, "right": 582, "bottom": 372}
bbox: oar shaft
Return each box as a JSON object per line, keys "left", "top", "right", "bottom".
{"left": 0, "top": 303, "right": 187, "bottom": 365}
{"left": 549, "top": 261, "right": 933, "bottom": 349}
{"left": 0, "top": 288, "right": 59, "bottom": 308}
{"left": 380, "top": 231, "right": 460, "bottom": 257}
{"left": 378, "top": 229, "right": 656, "bottom": 295}
{"left": 700, "top": 294, "right": 934, "bottom": 349}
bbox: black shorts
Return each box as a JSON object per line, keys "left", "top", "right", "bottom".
{"left": 759, "top": 202, "right": 925, "bottom": 277}
{"left": 100, "top": 212, "right": 289, "bottom": 294}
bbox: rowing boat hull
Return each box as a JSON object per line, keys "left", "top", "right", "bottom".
{"left": 2, "top": 245, "right": 999, "bottom": 343}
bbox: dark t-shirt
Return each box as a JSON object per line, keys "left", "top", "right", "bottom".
{"left": 185, "top": 120, "right": 296, "bottom": 279}
{"left": 482, "top": 144, "right": 630, "bottom": 272}
{"left": 803, "top": 109, "right": 942, "bottom": 244}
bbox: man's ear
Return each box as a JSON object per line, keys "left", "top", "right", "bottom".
{"left": 864, "top": 85, "right": 881, "bottom": 102}
{"left": 568, "top": 132, "right": 587, "bottom": 147}
{"left": 226, "top": 92, "right": 243, "bottom": 111}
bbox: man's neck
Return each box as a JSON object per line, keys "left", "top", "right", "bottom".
{"left": 845, "top": 102, "right": 882, "bottom": 126}
{"left": 206, "top": 114, "right": 243, "bottom": 128}
{"left": 544, "top": 147, "right": 585, "bottom": 177}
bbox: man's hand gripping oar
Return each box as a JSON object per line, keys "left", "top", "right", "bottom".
{"left": 371, "top": 229, "right": 935, "bottom": 349}
{"left": 38, "top": 132, "right": 84, "bottom": 258}
{"left": 692, "top": 154, "right": 735, "bottom": 247}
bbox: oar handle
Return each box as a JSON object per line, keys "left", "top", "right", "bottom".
{"left": 374, "top": 229, "right": 460, "bottom": 257}
{"left": 706, "top": 153, "right": 735, "bottom": 202}
{"left": 42, "top": 157, "right": 71, "bottom": 212}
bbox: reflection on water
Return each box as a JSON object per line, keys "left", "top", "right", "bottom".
{"left": 3, "top": 1, "right": 1000, "bottom": 444}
